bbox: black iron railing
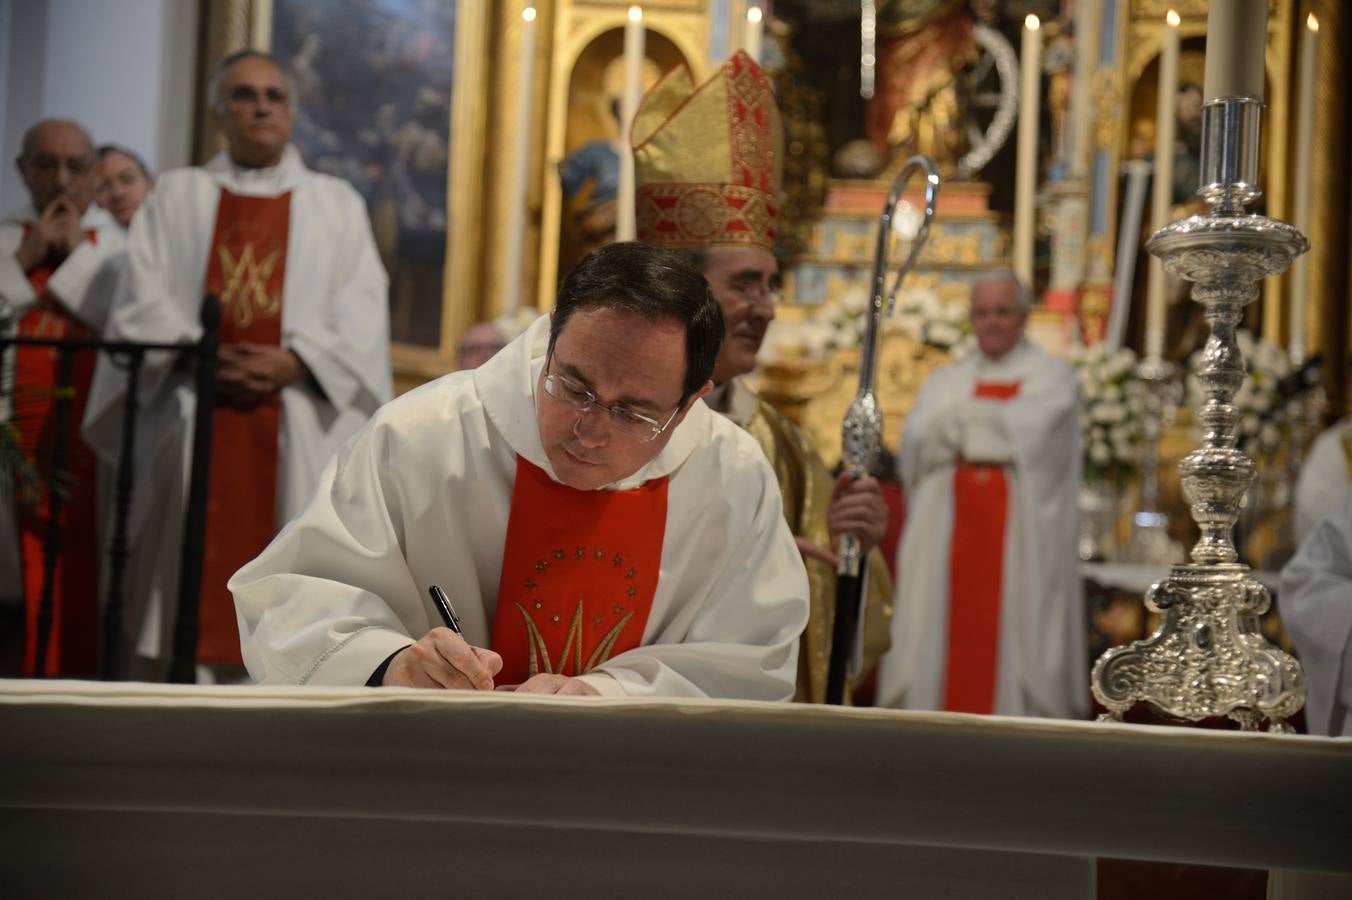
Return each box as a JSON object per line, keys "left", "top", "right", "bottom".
{"left": 0, "top": 295, "right": 220, "bottom": 680}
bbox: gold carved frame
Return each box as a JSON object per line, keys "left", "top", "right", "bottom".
{"left": 534, "top": 0, "right": 709, "bottom": 311}
{"left": 193, "top": 0, "right": 490, "bottom": 387}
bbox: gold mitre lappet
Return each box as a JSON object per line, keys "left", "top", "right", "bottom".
{"left": 631, "top": 50, "right": 783, "bottom": 252}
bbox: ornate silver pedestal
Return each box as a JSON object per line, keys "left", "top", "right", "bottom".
{"left": 1091, "top": 98, "right": 1308, "bottom": 731}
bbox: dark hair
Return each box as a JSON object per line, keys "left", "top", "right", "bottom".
{"left": 96, "top": 144, "right": 153, "bottom": 180}
{"left": 550, "top": 242, "right": 724, "bottom": 405}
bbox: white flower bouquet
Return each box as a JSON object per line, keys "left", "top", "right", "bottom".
{"left": 1070, "top": 343, "right": 1146, "bottom": 482}
{"left": 761, "top": 285, "right": 974, "bottom": 364}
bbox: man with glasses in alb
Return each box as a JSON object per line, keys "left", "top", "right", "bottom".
{"left": 231, "top": 241, "right": 810, "bottom": 700}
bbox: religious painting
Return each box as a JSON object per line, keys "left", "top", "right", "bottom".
{"left": 269, "top": 0, "right": 455, "bottom": 350}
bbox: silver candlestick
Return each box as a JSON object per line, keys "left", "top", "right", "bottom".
{"left": 1091, "top": 97, "right": 1309, "bottom": 731}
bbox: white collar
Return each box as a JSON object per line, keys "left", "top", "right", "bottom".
{"left": 707, "top": 376, "right": 760, "bottom": 428}
{"left": 972, "top": 337, "right": 1040, "bottom": 380}
{"left": 204, "top": 143, "right": 308, "bottom": 194}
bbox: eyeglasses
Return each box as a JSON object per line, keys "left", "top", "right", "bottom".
{"left": 24, "top": 155, "right": 92, "bottom": 177}
{"left": 724, "top": 274, "right": 780, "bottom": 309}
{"left": 543, "top": 362, "right": 682, "bottom": 442}
{"left": 225, "top": 86, "right": 290, "bottom": 108}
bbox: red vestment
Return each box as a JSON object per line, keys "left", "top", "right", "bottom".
{"left": 943, "top": 381, "right": 1020, "bottom": 713}
{"left": 196, "top": 189, "right": 290, "bottom": 664}
{"left": 490, "top": 457, "right": 667, "bottom": 685}
{"left": 17, "top": 227, "right": 100, "bottom": 676}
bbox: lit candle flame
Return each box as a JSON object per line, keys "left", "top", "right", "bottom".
{"left": 1307, "top": 12, "right": 1319, "bottom": 33}
{"left": 748, "top": 6, "right": 763, "bottom": 25}
{"left": 1166, "top": 9, "right": 1180, "bottom": 28}
{"left": 1025, "top": 13, "right": 1040, "bottom": 31}
{"left": 628, "top": 5, "right": 642, "bottom": 23}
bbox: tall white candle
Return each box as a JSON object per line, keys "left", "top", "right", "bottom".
{"left": 617, "top": 5, "right": 644, "bottom": 242}
{"left": 728, "top": 0, "right": 747, "bottom": 60}
{"left": 1069, "top": 0, "right": 1102, "bottom": 179}
{"left": 504, "top": 6, "right": 537, "bottom": 315}
{"left": 1145, "top": 9, "right": 1180, "bottom": 361}
{"left": 1012, "top": 14, "right": 1041, "bottom": 290}
{"left": 1289, "top": 11, "right": 1318, "bottom": 360}
{"left": 745, "top": 5, "right": 763, "bottom": 61}
{"left": 1203, "top": 0, "right": 1268, "bottom": 101}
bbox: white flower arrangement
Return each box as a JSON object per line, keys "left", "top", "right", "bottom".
{"left": 760, "top": 284, "right": 973, "bottom": 363}
{"left": 1186, "top": 329, "right": 1293, "bottom": 454}
{"left": 1070, "top": 343, "right": 1146, "bottom": 481}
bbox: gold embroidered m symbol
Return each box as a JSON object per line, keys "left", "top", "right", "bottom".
{"left": 217, "top": 242, "right": 282, "bottom": 328}
{"left": 515, "top": 600, "right": 635, "bottom": 678}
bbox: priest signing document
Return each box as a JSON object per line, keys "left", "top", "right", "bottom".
{"left": 876, "top": 272, "right": 1087, "bottom": 718}
{"left": 232, "top": 242, "right": 811, "bottom": 700}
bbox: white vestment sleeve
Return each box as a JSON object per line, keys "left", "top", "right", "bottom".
{"left": 1000, "top": 361, "right": 1087, "bottom": 717}
{"left": 232, "top": 415, "right": 422, "bottom": 686}
{"left": 1293, "top": 420, "right": 1351, "bottom": 545}
{"left": 82, "top": 180, "right": 200, "bottom": 470}
{"left": 899, "top": 371, "right": 963, "bottom": 490}
{"left": 0, "top": 220, "right": 124, "bottom": 329}
{"left": 0, "top": 249, "right": 38, "bottom": 318}
{"left": 45, "top": 233, "right": 125, "bottom": 330}
{"left": 1281, "top": 492, "right": 1352, "bottom": 736}
{"left": 284, "top": 184, "right": 392, "bottom": 413}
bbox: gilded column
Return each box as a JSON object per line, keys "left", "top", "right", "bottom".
{"left": 1309, "top": 0, "right": 1350, "bottom": 415}
{"left": 193, "top": 0, "right": 266, "bottom": 163}
{"left": 482, "top": 1, "right": 555, "bottom": 325}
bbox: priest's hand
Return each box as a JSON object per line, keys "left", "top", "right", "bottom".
{"left": 216, "top": 343, "right": 308, "bottom": 405}
{"left": 826, "top": 472, "right": 889, "bottom": 557}
{"left": 50, "top": 196, "right": 87, "bottom": 255}
{"left": 382, "top": 627, "right": 503, "bottom": 690}
{"left": 15, "top": 197, "right": 81, "bottom": 271}
{"left": 502, "top": 673, "right": 601, "bottom": 695}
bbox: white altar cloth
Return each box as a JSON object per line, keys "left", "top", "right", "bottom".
{"left": 1, "top": 681, "right": 1349, "bottom": 897}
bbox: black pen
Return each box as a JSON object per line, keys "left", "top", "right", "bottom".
{"left": 428, "top": 584, "right": 463, "bottom": 635}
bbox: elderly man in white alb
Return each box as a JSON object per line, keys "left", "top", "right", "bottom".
{"left": 84, "top": 50, "right": 392, "bottom": 680}
{"left": 1, "top": 119, "right": 124, "bottom": 675}
{"left": 230, "top": 242, "right": 810, "bottom": 699}
{"left": 876, "top": 272, "right": 1086, "bottom": 718}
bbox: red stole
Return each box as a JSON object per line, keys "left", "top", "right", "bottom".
{"left": 196, "top": 188, "right": 290, "bottom": 664}
{"left": 944, "top": 381, "right": 1020, "bottom": 714}
{"left": 16, "top": 227, "right": 100, "bottom": 676}
{"left": 489, "top": 457, "right": 667, "bottom": 685}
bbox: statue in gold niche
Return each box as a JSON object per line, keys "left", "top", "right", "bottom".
{"left": 867, "top": 0, "right": 980, "bottom": 176}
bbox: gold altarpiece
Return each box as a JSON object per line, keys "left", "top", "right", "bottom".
{"left": 193, "top": 0, "right": 1344, "bottom": 411}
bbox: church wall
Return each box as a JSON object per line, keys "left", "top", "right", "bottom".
{"left": 0, "top": 0, "right": 198, "bottom": 212}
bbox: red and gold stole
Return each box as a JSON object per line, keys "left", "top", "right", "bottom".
{"left": 196, "top": 188, "right": 290, "bottom": 665}
{"left": 16, "top": 226, "right": 101, "bottom": 676}
{"left": 944, "top": 380, "right": 1020, "bottom": 714}
{"left": 490, "top": 457, "right": 667, "bottom": 685}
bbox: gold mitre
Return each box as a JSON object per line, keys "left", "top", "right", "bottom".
{"left": 631, "top": 50, "right": 783, "bottom": 252}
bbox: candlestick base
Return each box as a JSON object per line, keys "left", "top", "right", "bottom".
{"left": 1092, "top": 565, "right": 1304, "bottom": 731}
